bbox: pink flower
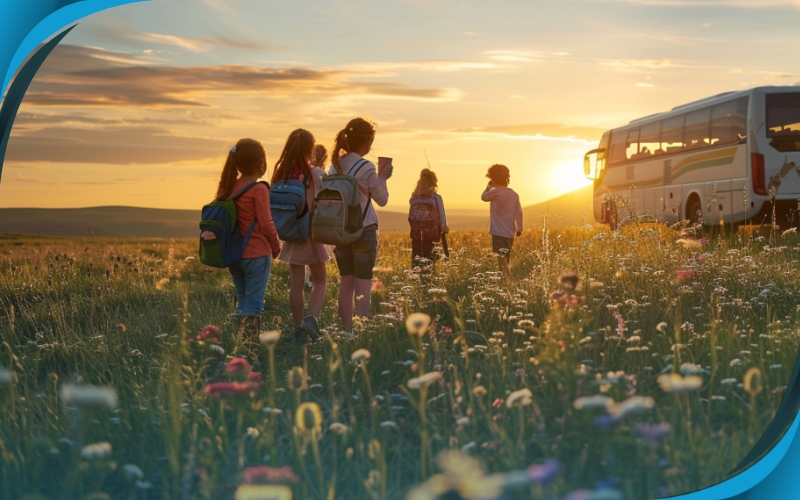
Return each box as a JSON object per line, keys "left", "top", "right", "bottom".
{"left": 226, "top": 358, "right": 251, "bottom": 373}
{"left": 197, "top": 325, "right": 220, "bottom": 341}
{"left": 675, "top": 270, "right": 697, "bottom": 282}
{"left": 371, "top": 281, "right": 385, "bottom": 293}
{"left": 242, "top": 465, "right": 299, "bottom": 484}
{"left": 248, "top": 372, "right": 262, "bottom": 381}
{"left": 440, "top": 326, "right": 453, "bottom": 334}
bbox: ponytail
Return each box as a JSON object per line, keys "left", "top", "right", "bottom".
{"left": 215, "top": 151, "right": 239, "bottom": 201}
{"left": 331, "top": 117, "right": 376, "bottom": 173}
{"left": 414, "top": 168, "right": 438, "bottom": 197}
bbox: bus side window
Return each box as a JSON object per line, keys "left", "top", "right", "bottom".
{"left": 625, "top": 128, "right": 640, "bottom": 160}
{"left": 711, "top": 97, "right": 748, "bottom": 146}
{"left": 661, "top": 114, "right": 685, "bottom": 153}
{"left": 640, "top": 121, "right": 661, "bottom": 157}
{"left": 608, "top": 130, "right": 629, "bottom": 165}
{"left": 685, "top": 107, "right": 711, "bottom": 150}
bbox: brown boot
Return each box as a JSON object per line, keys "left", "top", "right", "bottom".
{"left": 238, "top": 315, "right": 260, "bottom": 339}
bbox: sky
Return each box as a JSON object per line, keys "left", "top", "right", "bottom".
{"left": 1, "top": 0, "right": 799, "bottom": 212}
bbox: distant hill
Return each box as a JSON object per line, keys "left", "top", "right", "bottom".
{"left": 523, "top": 184, "right": 597, "bottom": 229}
{"left": 0, "top": 187, "right": 597, "bottom": 238}
{"left": 0, "top": 206, "right": 488, "bottom": 238}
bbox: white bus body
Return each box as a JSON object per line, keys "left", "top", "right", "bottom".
{"left": 584, "top": 86, "right": 800, "bottom": 229}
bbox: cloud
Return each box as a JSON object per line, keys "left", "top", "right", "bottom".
{"left": 485, "top": 50, "right": 569, "bottom": 62}
{"left": 598, "top": 0, "right": 800, "bottom": 6}
{"left": 759, "top": 71, "right": 794, "bottom": 79}
{"left": 453, "top": 123, "right": 606, "bottom": 143}
{"left": 134, "top": 33, "right": 279, "bottom": 51}
{"left": 25, "top": 45, "right": 457, "bottom": 108}
{"left": 339, "top": 60, "right": 500, "bottom": 74}
{"left": 599, "top": 59, "right": 672, "bottom": 71}
{"left": 6, "top": 125, "right": 228, "bottom": 164}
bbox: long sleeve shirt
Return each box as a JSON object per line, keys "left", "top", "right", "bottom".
{"left": 232, "top": 179, "right": 281, "bottom": 259}
{"left": 332, "top": 152, "right": 389, "bottom": 228}
{"left": 481, "top": 185, "right": 523, "bottom": 238}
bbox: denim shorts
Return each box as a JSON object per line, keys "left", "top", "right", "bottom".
{"left": 334, "top": 228, "right": 378, "bottom": 279}
{"left": 229, "top": 256, "right": 272, "bottom": 315}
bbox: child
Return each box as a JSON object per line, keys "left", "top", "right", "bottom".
{"left": 271, "top": 129, "right": 329, "bottom": 343}
{"left": 330, "top": 117, "right": 392, "bottom": 334}
{"left": 305, "top": 144, "right": 329, "bottom": 289}
{"left": 409, "top": 168, "right": 448, "bottom": 266}
{"left": 481, "top": 164, "right": 522, "bottom": 279}
{"left": 213, "top": 138, "right": 281, "bottom": 337}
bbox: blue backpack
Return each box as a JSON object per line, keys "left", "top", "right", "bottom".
{"left": 198, "top": 182, "right": 266, "bottom": 268}
{"left": 269, "top": 177, "right": 310, "bottom": 242}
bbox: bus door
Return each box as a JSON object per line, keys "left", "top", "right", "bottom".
{"left": 705, "top": 180, "right": 732, "bottom": 225}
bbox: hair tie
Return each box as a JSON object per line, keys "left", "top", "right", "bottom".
{"left": 230, "top": 146, "right": 237, "bottom": 153}
{"left": 348, "top": 127, "right": 353, "bottom": 131}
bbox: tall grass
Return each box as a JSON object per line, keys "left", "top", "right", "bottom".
{"left": 0, "top": 226, "right": 798, "bottom": 499}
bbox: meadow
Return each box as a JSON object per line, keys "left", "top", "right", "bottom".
{"left": 0, "top": 222, "right": 799, "bottom": 500}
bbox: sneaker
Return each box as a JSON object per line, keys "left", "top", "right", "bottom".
{"left": 301, "top": 315, "right": 322, "bottom": 342}
{"left": 292, "top": 326, "right": 309, "bottom": 344}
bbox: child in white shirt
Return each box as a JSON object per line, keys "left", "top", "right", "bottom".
{"left": 481, "top": 164, "right": 523, "bottom": 278}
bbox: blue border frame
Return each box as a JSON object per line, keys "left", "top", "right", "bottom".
{"left": 0, "top": 2, "right": 799, "bottom": 498}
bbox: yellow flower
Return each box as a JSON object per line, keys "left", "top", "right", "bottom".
{"left": 408, "top": 371, "right": 441, "bottom": 389}
{"left": 406, "top": 312, "right": 431, "bottom": 337}
{"left": 657, "top": 373, "right": 703, "bottom": 393}
{"left": 351, "top": 348, "right": 371, "bottom": 362}
{"left": 295, "top": 402, "right": 322, "bottom": 435}
{"left": 744, "top": 367, "right": 763, "bottom": 396}
{"left": 505, "top": 388, "right": 532, "bottom": 408}
{"left": 288, "top": 367, "right": 305, "bottom": 391}
{"left": 235, "top": 484, "right": 292, "bottom": 500}
{"left": 471, "top": 385, "right": 487, "bottom": 397}
{"left": 259, "top": 330, "right": 281, "bottom": 347}
{"left": 155, "top": 278, "right": 170, "bottom": 290}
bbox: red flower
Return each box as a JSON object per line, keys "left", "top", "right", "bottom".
{"left": 248, "top": 371, "right": 262, "bottom": 381}
{"left": 204, "top": 381, "right": 263, "bottom": 398}
{"left": 197, "top": 325, "right": 220, "bottom": 340}
{"left": 675, "top": 270, "right": 697, "bottom": 282}
{"left": 242, "top": 465, "right": 299, "bottom": 484}
{"left": 491, "top": 398, "right": 504, "bottom": 408}
{"left": 226, "top": 357, "right": 252, "bottom": 373}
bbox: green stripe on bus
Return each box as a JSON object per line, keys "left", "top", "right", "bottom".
{"left": 672, "top": 156, "right": 735, "bottom": 180}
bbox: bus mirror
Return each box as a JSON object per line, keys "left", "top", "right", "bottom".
{"left": 583, "top": 148, "right": 604, "bottom": 180}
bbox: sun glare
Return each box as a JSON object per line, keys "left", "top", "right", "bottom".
{"left": 547, "top": 160, "right": 592, "bottom": 198}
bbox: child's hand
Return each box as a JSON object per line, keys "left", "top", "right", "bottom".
{"left": 515, "top": 231, "right": 522, "bottom": 237}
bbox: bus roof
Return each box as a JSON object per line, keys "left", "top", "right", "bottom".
{"left": 621, "top": 86, "right": 800, "bottom": 130}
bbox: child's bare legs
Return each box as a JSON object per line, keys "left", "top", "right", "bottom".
{"left": 354, "top": 278, "right": 372, "bottom": 318}
{"left": 307, "top": 262, "right": 327, "bottom": 319}
{"left": 289, "top": 265, "right": 307, "bottom": 326}
{"left": 497, "top": 255, "right": 513, "bottom": 280}
{"left": 338, "top": 274, "right": 355, "bottom": 332}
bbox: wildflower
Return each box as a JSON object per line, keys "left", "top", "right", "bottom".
{"left": 135, "top": 481, "right": 153, "bottom": 490}
{"left": 329, "top": 422, "right": 349, "bottom": 435}
{"left": 730, "top": 359, "right": 743, "bottom": 367}
{"left": 770, "top": 364, "right": 783, "bottom": 370}
{"left": 288, "top": 367, "right": 305, "bottom": 391}
{"left": 408, "top": 372, "right": 442, "bottom": 389}
{"left": 406, "top": 450, "right": 504, "bottom": 500}
{"left": 295, "top": 402, "right": 323, "bottom": 435}
{"left": 209, "top": 344, "right": 225, "bottom": 355}
{"left": 372, "top": 281, "right": 385, "bottom": 293}
{"left": 720, "top": 378, "right": 737, "bottom": 385}
{"left": 246, "top": 427, "right": 259, "bottom": 439}
{"left": 560, "top": 272, "right": 579, "bottom": 291}
{"left": 380, "top": 421, "right": 399, "bottom": 428}
{"left": 123, "top": 464, "right": 143, "bottom": 480}
{"left": 59, "top": 384, "right": 118, "bottom": 409}
{"left": 81, "top": 442, "right": 112, "bottom": 460}
{"left": 241, "top": 465, "right": 299, "bottom": 484}
{"left": 196, "top": 325, "right": 220, "bottom": 340}
{"left": 372, "top": 266, "right": 394, "bottom": 273}
{"left": 634, "top": 422, "right": 671, "bottom": 441}
{"left": 461, "top": 442, "right": 476, "bottom": 451}
{"left": 517, "top": 319, "right": 535, "bottom": 329}
{"left": 589, "top": 281, "right": 605, "bottom": 289}
{"left": 675, "top": 270, "right": 697, "bottom": 282}
{"left": 679, "top": 363, "right": 705, "bottom": 375}
{"left": 527, "top": 458, "right": 562, "bottom": 486}
{"left": 456, "top": 416, "right": 470, "bottom": 426}
{"left": 351, "top": 348, "right": 371, "bottom": 362}
{"left": 472, "top": 385, "right": 487, "bottom": 397}
{"left": 744, "top": 368, "right": 763, "bottom": 396}
{"left": 607, "top": 396, "right": 655, "bottom": 418}
{"left": 406, "top": 312, "right": 432, "bottom": 337}
{"left": 155, "top": 278, "right": 170, "bottom": 290}
{"left": 259, "top": 330, "right": 281, "bottom": 347}
{"left": 428, "top": 288, "right": 448, "bottom": 297}
{"left": 656, "top": 322, "right": 667, "bottom": 333}
{"left": 657, "top": 374, "right": 703, "bottom": 393}
{"left": 204, "top": 381, "right": 263, "bottom": 398}
{"left": 505, "top": 388, "right": 532, "bottom": 408}
{"left": 676, "top": 239, "right": 702, "bottom": 250}
{"left": 0, "top": 366, "right": 13, "bottom": 384}
{"left": 226, "top": 358, "right": 252, "bottom": 373}
{"left": 573, "top": 395, "right": 613, "bottom": 410}
{"left": 712, "top": 395, "right": 727, "bottom": 400}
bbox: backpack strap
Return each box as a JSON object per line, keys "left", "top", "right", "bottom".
{"left": 228, "top": 181, "right": 267, "bottom": 200}
{"left": 348, "top": 159, "right": 372, "bottom": 220}
{"left": 230, "top": 181, "right": 268, "bottom": 246}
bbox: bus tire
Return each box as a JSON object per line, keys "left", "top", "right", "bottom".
{"left": 686, "top": 196, "right": 703, "bottom": 226}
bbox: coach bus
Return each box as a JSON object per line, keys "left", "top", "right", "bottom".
{"left": 583, "top": 86, "right": 800, "bottom": 229}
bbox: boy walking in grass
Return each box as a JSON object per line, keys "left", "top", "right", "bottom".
{"left": 481, "top": 164, "right": 523, "bottom": 279}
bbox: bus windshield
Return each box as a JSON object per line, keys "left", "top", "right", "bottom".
{"left": 767, "top": 93, "right": 800, "bottom": 152}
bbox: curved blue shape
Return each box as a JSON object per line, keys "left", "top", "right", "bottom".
{"left": 0, "top": 27, "right": 75, "bottom": 179}
{"left": 1, "top": 0, "right": 147, "bottom": 99}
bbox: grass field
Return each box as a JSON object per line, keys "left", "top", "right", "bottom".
{"left": 1, "top": 223, "right": 799, "bottom": 500}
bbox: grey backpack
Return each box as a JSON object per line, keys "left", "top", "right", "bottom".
{"left": 311, "top": 159, "right": 370, "bottom": 246}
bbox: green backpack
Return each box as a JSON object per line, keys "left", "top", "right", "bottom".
{"left": 311, "top": 159, "right": 370, "bottom": 246}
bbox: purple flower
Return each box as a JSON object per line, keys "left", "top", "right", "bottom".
{"left": 657, "top": 458, "right": 670, "bottom": 468}
{"left": 527, "top": 458, "right": 562, "bottom": 486}
{"left": 594, "top": 414, "right": 619, "bottom": 429}
{"left": 634, "top": 423, "right": 672, "bottom": 441}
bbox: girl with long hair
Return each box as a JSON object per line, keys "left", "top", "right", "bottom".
{"left": 271, "top": 129, "right": 329, "bottom": 342}
{"left": 409, "top": 168, "right": 448, "bottom": 265}
{"left": 210, "top": 138, "right": 281, "bottom": 336}
{"left": 329, "top": 118, "right": 392, "bottom": 334}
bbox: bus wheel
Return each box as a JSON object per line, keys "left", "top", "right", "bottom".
{"left": 686, "top": 196, "right": 703, "bottom": 226}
